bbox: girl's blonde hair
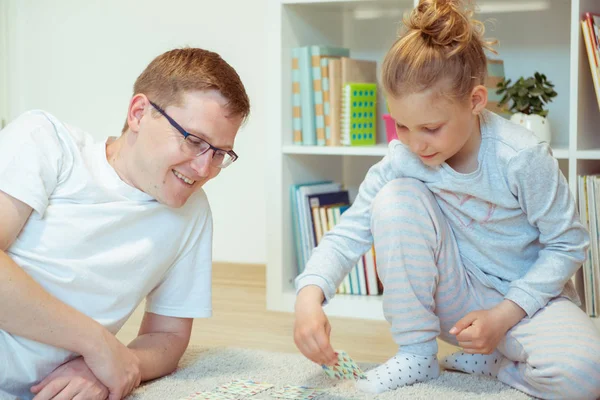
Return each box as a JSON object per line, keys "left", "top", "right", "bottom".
{"left": 381, "top": 0, "right": 496, "bottom": 101}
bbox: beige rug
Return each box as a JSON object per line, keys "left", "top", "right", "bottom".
{"left": 129, "top": 347, "right": 531, "bottom": 399}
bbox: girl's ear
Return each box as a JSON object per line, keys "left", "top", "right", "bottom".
{"left": 471, "top": 85, "right": 488, "bottom": 114}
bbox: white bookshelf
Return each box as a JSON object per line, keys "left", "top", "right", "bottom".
{"left": 0, "top": 0, "right": 8, "bottom": 129}
{"left": 266, "top": 0, "right": 600, "bottom": 330}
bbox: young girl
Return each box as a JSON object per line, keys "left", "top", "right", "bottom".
{"left": 293, "top": 0, "right": 600, "bottom": 398}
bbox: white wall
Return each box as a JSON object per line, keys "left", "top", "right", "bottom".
{"left": 4, "top": 0, "right": 268, "bottom": 264}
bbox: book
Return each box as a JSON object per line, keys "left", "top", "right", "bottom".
{"left": 341, "top": 83, "right": 377, "bottom": 146}
{"left": 310, "top": 46, "right": 350, "bottom": 146}
{"left": 321, "top": 58, "right": 331, "bottom": 147}
{"left": 581, "top": 16, "right": 600, "bottom": 112}
{"left": 307, "top": 190, "right": 350, "bottom": 244}
{"left": 292, "top": 182, "right": 341, "bottom": 273}
{"left": 297, "top": 183, "right": 343, "bottom": 268}
{"left": 291, "top": 48, "right": 303, "bottom": 145}
{"left": 327, "top": 58, "right": 378, "bottom": 146}
{"left": 327, "top": 58, "right": 342, "bottom": 146}
{"left": 298, "top": 47, "right": 316, "bottom": 145}
{"left": 340, "top": 57, "right": 377, "bottom": 85}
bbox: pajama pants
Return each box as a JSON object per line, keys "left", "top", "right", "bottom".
{"left": 371, "top": 178, "right": 600, "bottom": 400}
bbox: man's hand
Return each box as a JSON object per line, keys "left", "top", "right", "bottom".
{"left": 83, "top": 329, "right": 142, "bottom": 400}
{"left": 449, "top": 300, "right": 527, "bottom": 354}
{"left": 30, "top": 357, "right": 108, "bottom": 400}
{"left": 293, "top": 286, "right": 338, "bottom": 366}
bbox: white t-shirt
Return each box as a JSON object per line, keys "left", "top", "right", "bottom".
{"left": 0, "top": 110, "right": 213, "bottom": 398}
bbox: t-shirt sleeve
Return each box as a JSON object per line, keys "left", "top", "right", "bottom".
{"left": 0, "top": 111, "right": 66, "bottom": 216}
{"left": 145, "top": 191, "right": 213, "bottom": 318}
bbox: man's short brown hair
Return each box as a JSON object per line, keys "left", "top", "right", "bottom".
{"left": 122, "top": 48, "right": 250, "bottom": 133}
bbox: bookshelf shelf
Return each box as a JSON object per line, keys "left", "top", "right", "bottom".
{"left": 266, "top": 0, "right": 600, "bottom": 328}
{"left": 283, "top": 144, "right": 389, "bottom": 156}
{"left": 576, "top": 149, "right": 600, "bottom": 160}
{"left": 279, "top": 290, "right": 385, "bottom": 320}
{"left": 283, "top": 145, "right": 570, "bottom": 158}
{"left": 551, "top": 147, "right": 569, "bottom": 159}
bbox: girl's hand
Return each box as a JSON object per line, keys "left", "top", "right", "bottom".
{"left": 294, "top": 286, "right": 338, "bottom": 366}
{"left": 450, "top": 300, "right": 526, "bottom": 354}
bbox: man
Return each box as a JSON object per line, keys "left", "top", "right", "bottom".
{"left": 0, "top": 48, "right": 250, "bottom": 400}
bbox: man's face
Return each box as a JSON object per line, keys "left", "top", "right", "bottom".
{"left": 131, "top": 90, "right": 242, "bottom": 208}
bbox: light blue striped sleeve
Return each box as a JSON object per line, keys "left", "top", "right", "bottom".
{"left": 295, "top": 143, "right": 402, "bottom": 303}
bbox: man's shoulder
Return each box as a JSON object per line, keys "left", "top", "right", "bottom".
{"left": 176, "top": 189, "right": 213, "bottom": 235}
{"left": 182, "top": 189, "right": 211, "bottom": 218}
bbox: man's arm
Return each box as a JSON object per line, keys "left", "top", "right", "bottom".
{"left": 0, "top": 190, "right": 141, "bottom": 399}
{"left": 127, "top": 312, "right": 193, "bottom": 381}
{"left": 0, "top": 190, "right": 104, "bottom": 355}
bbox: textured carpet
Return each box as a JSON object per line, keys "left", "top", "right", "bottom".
{"left": 129, "top": 347, "right": 531, "bottom": 399}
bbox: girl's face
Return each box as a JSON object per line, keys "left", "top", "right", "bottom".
{"left": 386, "top": 84, "right": 487, "bottom": 169}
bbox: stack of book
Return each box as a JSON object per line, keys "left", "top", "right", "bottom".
{"left": 578, "top": 174, "right": 600, "bottom": 317}
{"left": 291, "top": 181, "right": 381, "bottom": 296}
{"left": 291, "top": 46, "right": 378, "bottom": 147}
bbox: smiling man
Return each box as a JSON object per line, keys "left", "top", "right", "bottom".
{"left": 0, "top": 48, "right": 249, "bottom": 400}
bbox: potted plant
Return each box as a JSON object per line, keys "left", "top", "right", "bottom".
{"left": 496, "top": 72, "right": 558, "bottom": 143}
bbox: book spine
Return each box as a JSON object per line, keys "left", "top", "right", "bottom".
{"left": 292, "top": 48, "right": 303, "bottom": 145}
{"left": 299, "top": 46, "right": 316, "bottom": 145}
{"left": 321, "top": 58, "right": 331, "bottom": 146}
{"left": 341, "top": 84, "right": 351, "bottom": 146}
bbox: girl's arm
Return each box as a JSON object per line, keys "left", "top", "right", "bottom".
{"left": 506, "top": 143, "right": 589, "bottom": 317}
{"left": 295, "top": 144, "right": 402, "bottom": 303}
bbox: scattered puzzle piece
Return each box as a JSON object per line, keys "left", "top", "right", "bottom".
{"left": 321, "top": 350, "right": 366, "bottom": 380}
{"left": 216, "top": 379, "right": 274, "bottom": 397}
{"left": 179, "top": 391, "right": 237, "bottom": 400}
{"left": 271, "top": 384, "right": 325, "bottom": 399}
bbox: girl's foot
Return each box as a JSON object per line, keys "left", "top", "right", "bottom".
{"left": 355, "top": 353, "right": 440, "bottom": 394}
{"left": 440, "top": 350, "right": 504, "bottom": 378}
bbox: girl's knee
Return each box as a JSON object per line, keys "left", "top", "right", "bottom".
{"left": 372, "top": 178, "right": 433, "bottom": 220}
{"left": 534, "top": 353, "right": 600, "bottom": 399}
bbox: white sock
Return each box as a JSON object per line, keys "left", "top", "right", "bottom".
{"left": 440, "top": 350, "right": 504, "bottom": 378}
{"left": 355, "top": 353, "right": 440, "bottom": 394}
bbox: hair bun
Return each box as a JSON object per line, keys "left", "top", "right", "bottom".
{"left": 406, "top": 0, "right": 483, "bottom": 56}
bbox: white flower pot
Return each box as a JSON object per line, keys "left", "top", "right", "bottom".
{"left": 510, "top": 113, "right": 552, "bottom": 144}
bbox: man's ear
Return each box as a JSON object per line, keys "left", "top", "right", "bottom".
{"left": 126, "top": 94, "right": 150, "bottom": 134}
{"left": 471, "top": 85, "right": 488, "bottom": 115}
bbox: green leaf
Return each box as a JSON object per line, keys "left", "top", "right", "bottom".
{"left": 498, "top": 95, "right": 508, "bottom": 107}
{"left": 518, "top": 88, "right": 528, "bottom": 97}
{"left": 530, "top": 88, "right": 543, "bottom": 96}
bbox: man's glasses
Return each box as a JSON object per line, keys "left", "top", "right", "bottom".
{"left": 149, "top": 101, "right": 238, "bottom": 169}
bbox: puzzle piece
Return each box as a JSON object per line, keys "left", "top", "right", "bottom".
{"left": 271, "top": 385, "right": 325, "bottom": 399}
{"left": 321, "top": 350, "right": 366, "bottom": 380}
{"left": 179, "top": 391, "right": 237, "bottom": 400}
{"left": 216, "top": 379, "right": 274, "bottom": 397}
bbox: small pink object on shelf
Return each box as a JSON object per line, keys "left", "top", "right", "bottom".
{"left": 383, "top": 114, "right": 398, "bottom": 143}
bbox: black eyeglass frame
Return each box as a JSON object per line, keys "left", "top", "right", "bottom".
{"left": 149, "top": 101, "right": 238, "bottom": 167}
